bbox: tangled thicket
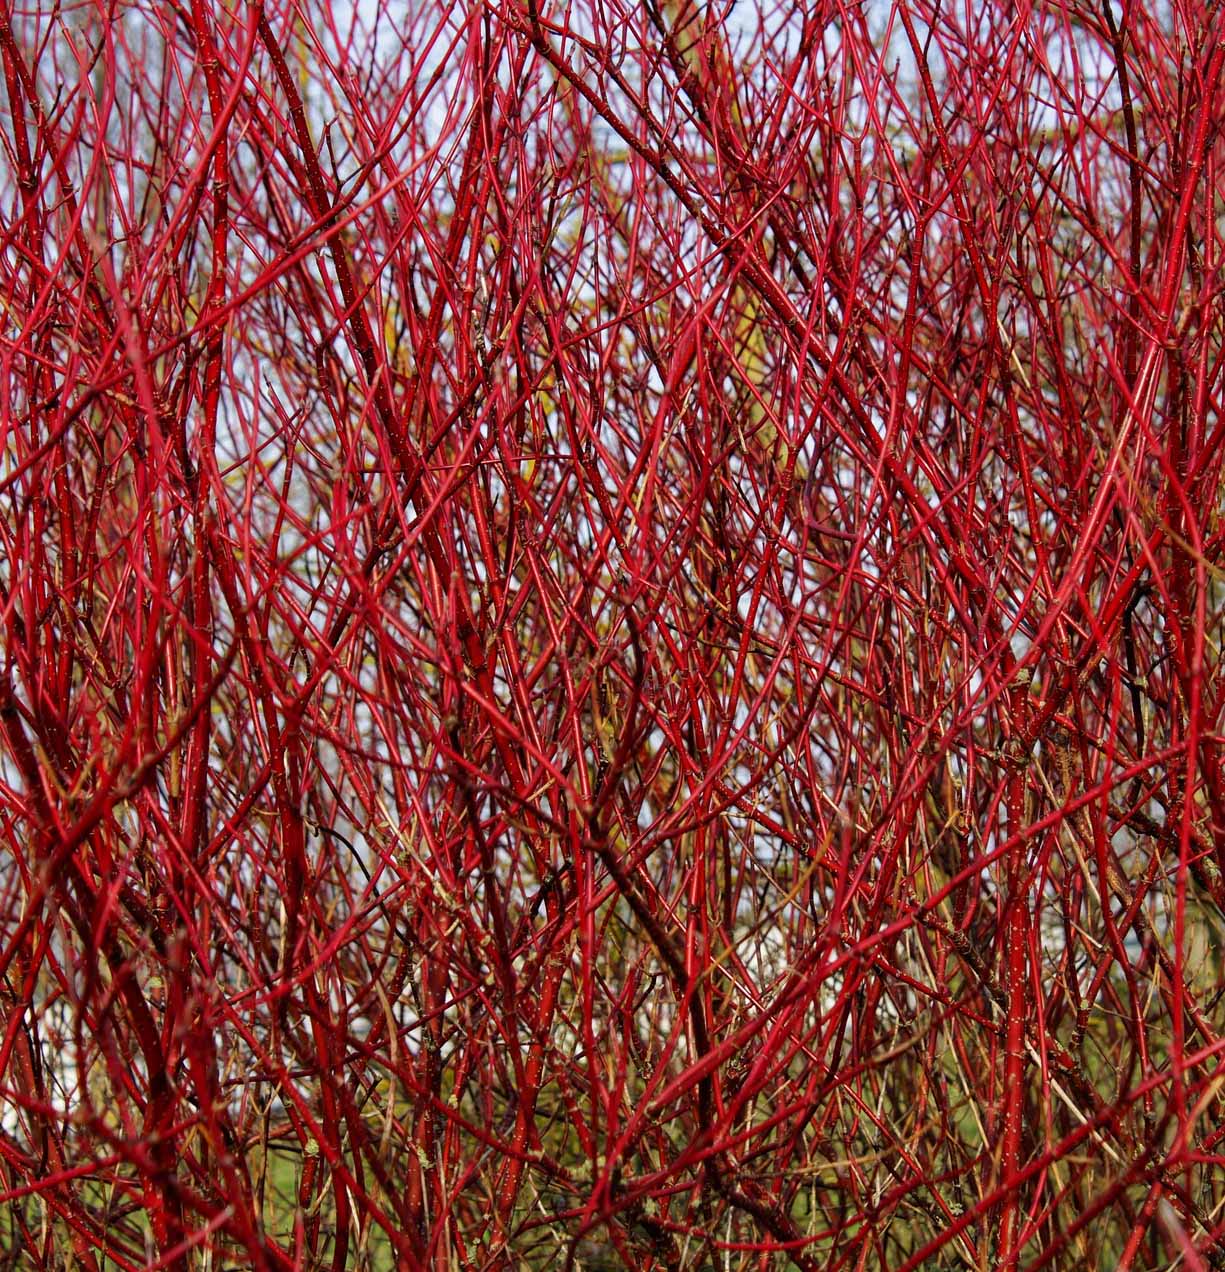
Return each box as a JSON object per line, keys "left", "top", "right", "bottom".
{"left": 1, "top": 0, "right": 1225, "bottom": 1267}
